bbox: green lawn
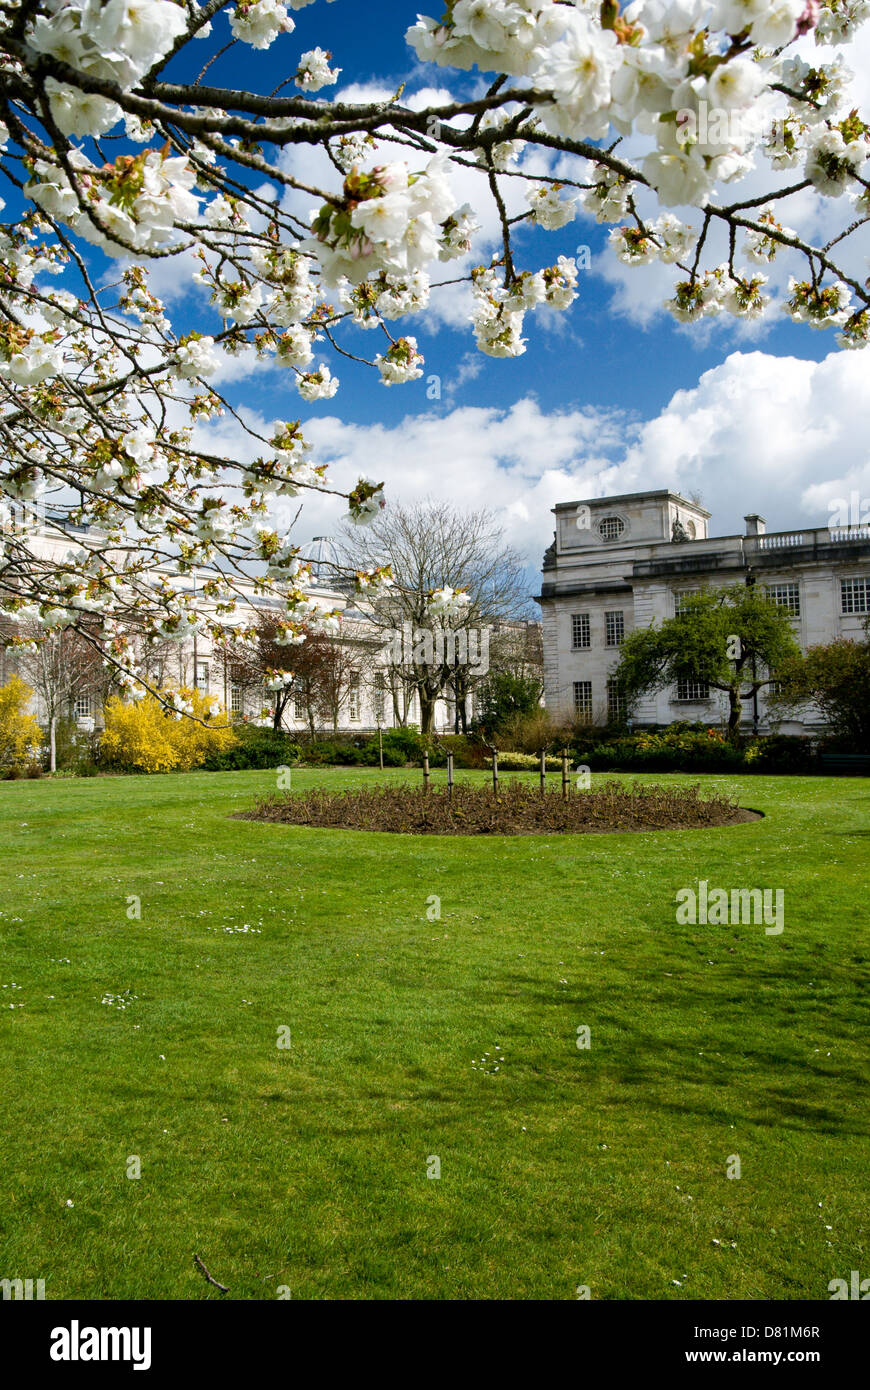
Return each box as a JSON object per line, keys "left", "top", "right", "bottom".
{"left": 0, "top": 767, "right": 867, "bottom": 1300}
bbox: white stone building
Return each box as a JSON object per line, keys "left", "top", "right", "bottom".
{"left": 537, "top": 489, "right": 870, "bottom": 735}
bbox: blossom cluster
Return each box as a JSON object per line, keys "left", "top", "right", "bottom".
{"left": 472, "top": 257, "right": 578, "bottom": 357}
{"left": 409, "top": 0, "right": 868, "bottom": 211}
{"left": 427, "top": 587, "right": 472, "bottom": 620}
{"left": 25, "top": 149, "right": 199, "bottom": 256}
{"left": 27, "top": 0, "right": 188, "bottom": 90}
{"left": 306, "top": 156, "right": 459, "bottom": 286}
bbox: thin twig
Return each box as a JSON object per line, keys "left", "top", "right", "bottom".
{"left": 194, "top": 1252, "right": 229, "bottom": 1293}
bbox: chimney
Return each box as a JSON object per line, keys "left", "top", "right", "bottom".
{"left": 744, "top": 514, "right": 766, "bottom": 537}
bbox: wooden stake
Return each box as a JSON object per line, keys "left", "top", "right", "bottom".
{"left": 423, "top": 751, "right": 430, "bottom": 794}
{"left": 492, "top": 748, "right": 499, "bottom": 796}
{"left": 561, "top": 748, "right": 569, "bottom": 801}
{"left": 540, "top": 749, "right": 546, "bottom": 795}
{"left": 447, "top": 751, "right": 454, "bottom": 800}
{"left": 378, "top": 726, "right": 383, "bottom": 770}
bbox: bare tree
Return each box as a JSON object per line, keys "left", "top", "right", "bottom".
{"left": 138, "top": 633, "right": 185, "bottom": 691}
{"left": 17, "top": 624, "right": 105, "bottom": 772}
{"left": 340, "top": 502, "right": 533, "bottom": 736}
{"left": 311, "top": 636, "right": 367, "bottom": 734}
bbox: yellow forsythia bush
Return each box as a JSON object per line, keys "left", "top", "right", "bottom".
{"left": 0, "top": 674, "right": 43, "bottom": 769}
{"left": 101, "top": 688, "right": 237, "bottom": 773}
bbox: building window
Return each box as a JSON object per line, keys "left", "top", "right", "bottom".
{"left": 571, "top": 613, "right": 590, "bottom": 649}
{"left": 767, "top": 582, "right": 800, "bottom": 616}
{"left": 841, "top": 576, "right": 870, "bottom": 615}
{"left": 674, "top": 590, "right": 698, "bottom": 615}
{"left": 348, "top": 673, "right": 361, "bottom": 722}
{"left": 573, "top": 681, "right": 593, "bottom": 719}
{"left": 228, "top": 665, "right": 244, "bottom": 715}
{"left": 607, "top": 678, "right": 627, "bottom": 721}
{"left": 598, "top": 516, "right": 625, "bottom": 543}
{"left": 195, "top": 660, "right": 209, "bottom": 692}
{"left": 676, "top": 679, "right": 710, "bottom": 702}
{"left": 74, "top": 693, "right": 92, "bottom": 720}
{"left": 605, "top": 610, "right": 624, "bottom": 647}
{"left": 373, "top": 672, "right": 386, "bottom": 722}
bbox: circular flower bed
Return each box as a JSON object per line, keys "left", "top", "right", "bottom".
{"left": 239, "top": 781, "right": 760, "bottom": 836}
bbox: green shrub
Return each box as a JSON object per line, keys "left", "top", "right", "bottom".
{"left": 572, "top": 723, "right": 817, "bottom": 775}
{"left": 577, "top": 726, "right": 744, "bottom": 773}
{"left": 437, "top": 734, "right": 487, "bottom": 769}
{"left": 203, "top": 723, "right": 300, "bottom": 771}
{"left": 378, "top": 725, "right": 426, "bottom": 759}
{"left": 300, "top": 737, "right": 365, "bottom": 766}
{"left": 296, "top": 726, "right": 429, "bottom": 768}
{"left": 744, "top": 735, "right": 816, "bottom": 773}
{"left": 472, "top": 671, "right": 543, "bottom": 740}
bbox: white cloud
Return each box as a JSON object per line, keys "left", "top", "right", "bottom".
{"left": 245, "top": 348, "right": 870, "bottom": 580}
{"left": 603, "top": 348, "right": 870, "bottom": 537}
{"left": 271, "top": 396, "right": 628, "bottom": 561}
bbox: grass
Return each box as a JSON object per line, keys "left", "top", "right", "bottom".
{"left": 0, "top": 766, "right": 867, "bottom": 1301}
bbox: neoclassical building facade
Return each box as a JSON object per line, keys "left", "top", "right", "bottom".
{"left": 537, "top": 489, "right": 870, "bottom": 734}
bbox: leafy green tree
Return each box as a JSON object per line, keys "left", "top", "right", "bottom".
{"left": 473, "top": 671, "right": 543, "bottom": 741}
{"left": 769, "top": 626, "right": 870, "bottom": 749}
{"left": 614, "top": 583, "right": 801, "bottom": 744}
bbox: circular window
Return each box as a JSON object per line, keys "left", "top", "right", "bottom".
{"left": 598, "top": 516, "right": 625, "bottom": 542}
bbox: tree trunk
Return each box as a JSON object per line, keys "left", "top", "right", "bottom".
{"left": 727, "top": 686, "right": 742, "bottom": 744}
{"left": 392, "top": 681, "right": 408, "bottom": 726}
{"left": 49, "top": 714, "right": 56, "bottom": 774}
{"left": 418, "top": 688, "right": 436, "bottom": 737}
{"left": 452, "top": 673, "right": 467, "bottom": 733}
{"left": 273, "top": 692, "right": 286, "bottom": 731}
